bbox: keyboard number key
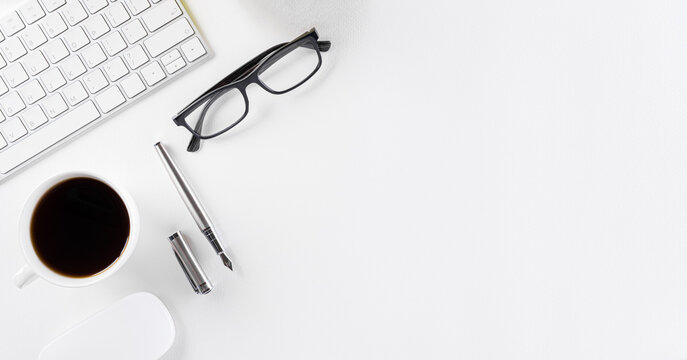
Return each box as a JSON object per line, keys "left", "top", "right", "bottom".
{"left": 82, "top": 0, "right": 108, "bottom": 14}
{"left": 120, "top": 73, "right": 145, "bottom": 98}
{"left": 1, "top": 118, "right": 28, "bottom": 142}
{"left": 22, "top": 106, "right": 48, "bottom": 130}
{"left": 21, "top": 26, "right": 48, "bottom": 50}
{"left": 43, "top": 93, "right": 68, "bottom": 118}
{"left": 1, "top": 37, "right": 28, "bottom": 62}
{"left": 42, "top": 12, "right": 68, "bottom": 38}
{"left": 94, "top": 86, "right": 125, "bottom": 113}
{"left": 0, "top": 12, "right": 26, "bottom": 37}
{"left": 40, "top": 0, "right": 67, "bottom": 13}
{"left": 140, "top": 61, "right": 165, "bottom": 86}
{"left": 180, "top": 37, "right": 206, "bottom": 62}
{"left": 61, "top": 0, "right": 88, "bottom": 26}
{"left": 19, "top": 0, "right": 46, "bottom": 24}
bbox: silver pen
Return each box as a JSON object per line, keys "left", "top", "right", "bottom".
{"left": 154, "top": 142, "right": 233, "bottom": 270}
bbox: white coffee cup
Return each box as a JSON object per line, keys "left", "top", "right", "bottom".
{"left": 13, "top": 172, "right": 140, "bottom": 289}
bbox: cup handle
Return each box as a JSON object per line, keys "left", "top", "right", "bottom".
{"left": 13, "top": 264, "right": 37, "bottom": 289}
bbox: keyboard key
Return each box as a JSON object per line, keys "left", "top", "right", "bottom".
{"left": 4, "top": 63, "right": 29, "bottom": 87}
{"left": 95, "top": 86, "right": 125, "bottom": 113}
{"left": 2, "top": 117, "right": 28, "bottom": 142}
{"left": 123, "top": 0, "right": 150, "bottom": 16}
{"left": 180, "top": 38, "right": 205, "bottom": 62}
{"left": 140, "top": 60, "right": 165, "bottom": 85}
{"left": 42, "top": 12, "right": 68, "bottom": 38}
{"left": 83, "top": 69, "right": 108, "bottom": 93}
{"left": 120, "top": 73, "right": 144, "bottom": 98}
{"left": 165, "top": 57, "right": 184, "bottom": 74}
{"left": 83, "top": 14, "right": 109, "bottom": 39}
{"left": 19, "top": 0, "right": 46, "bottom": 24}
{"left": 61, "top": 55, "right": 86, "bottom": 79}
{"left": 1, "top": 37, "right": 28, "bottom": 62}
{"left": 103, "top": 2, "right": 130, "bottom": 28}
{"left": 63, "top": 81, "right": 88, "bottom": 105}
{"left": 62, "top": 26, "right": 89, "bottom": 51}
{"left": 160, "top": 49, "right": 180, "bottom": 65}
{"left": 122, "top": 44, "right": 147, "bottom": 69}
{"left": 103, "top": 57, "right": 128, "bottom": 81}
{"left": 41, "top": 67, "right": 66, "bottom": 92}
{"left": 143, "top": 18, "right": 193, "bottom": 57}
{"left": 121, "top": 19, "right": 146, "bottom": 44}
{"left": 43, "top": 39, "right": 69, "bottom": 63}
{"left": 0, "top": 92, "right": 26, "bottom": 116}
{"left": 0, "top": 12, "right": 26, "bottom": 37}
{"left": 141, "top": 0, "right": 180, "bottom": 32}
{"left": 82, "top": 0, "right": 108, "bottom": 14}
{"left": 0, "top": 78, "right": 8, "bottom": 96}
{"left": 0, "top": 54, "right": 6, "bottom": 69}
{"left": 0, "top": 134, "right": 6, "bottom": 149}
{"left": 22, "top": 51, "right": 49, "bottom": 75}
{"left": 20, "top": 79, "right": 46, "bottom": 104}
{"left": 40, "top": 0, "right": 67, "bottom": 13}
{"left": 0, "top": 100, "right": 100, "bottom": 174}
{"left": 21, "top": 26, "right": 48, "bottom": 50}
{"left": 22, "top": 106, "right": 48, "bottom": 129}
{"left": 0, "top": 111, "right": 4, "bottom": 122}
{"left": 101, "top": 31, "right": 127, "bottom": 55}
{"left": 43, "top": 93, "right": 68, "bottom": 117}
{"left": 61, "top": 0, "right": 88, "bottom": 26}
{"left": 82, "top": 43, "right": 107, "bottom": 67}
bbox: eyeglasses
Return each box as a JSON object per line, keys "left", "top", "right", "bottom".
{"left": 172, "top": 28, "right": 331, "bottom": 152}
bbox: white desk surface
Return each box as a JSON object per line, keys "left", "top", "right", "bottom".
{"left": 2, "top": 0, "right": 687, "bottom": 358}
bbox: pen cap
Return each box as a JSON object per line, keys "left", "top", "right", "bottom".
{"left": 168, "top": 232, "right": 213, "bottom": 294}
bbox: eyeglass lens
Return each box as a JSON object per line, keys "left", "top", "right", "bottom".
{"left": 188, "top": 40, "right": 321, "bottom": 138}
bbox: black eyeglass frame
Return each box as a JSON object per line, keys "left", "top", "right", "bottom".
{"left": 171, "top": 28, "right": 331, "bottom": 142}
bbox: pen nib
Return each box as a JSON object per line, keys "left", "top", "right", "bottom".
{"left": 220, "top": 253, "right": 233, "bottom": 271}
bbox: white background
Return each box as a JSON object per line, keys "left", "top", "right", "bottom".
{"left": 2, "top": 0, "right": 687, "bottom": 358}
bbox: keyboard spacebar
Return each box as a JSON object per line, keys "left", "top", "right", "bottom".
{"left": 0, "top": 101, "right": 101, "bottom": 174}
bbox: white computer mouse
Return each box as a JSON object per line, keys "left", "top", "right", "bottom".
{"left": 39, "top": 292, "right": 175, "bottom": 360}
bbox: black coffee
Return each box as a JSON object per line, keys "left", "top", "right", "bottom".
{"left": 31, "top": 177, "right": 130, "bottom": 278}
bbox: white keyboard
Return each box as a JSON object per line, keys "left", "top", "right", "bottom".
{"left": 0, "top": 0, "right": 210, "bottom": 182}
